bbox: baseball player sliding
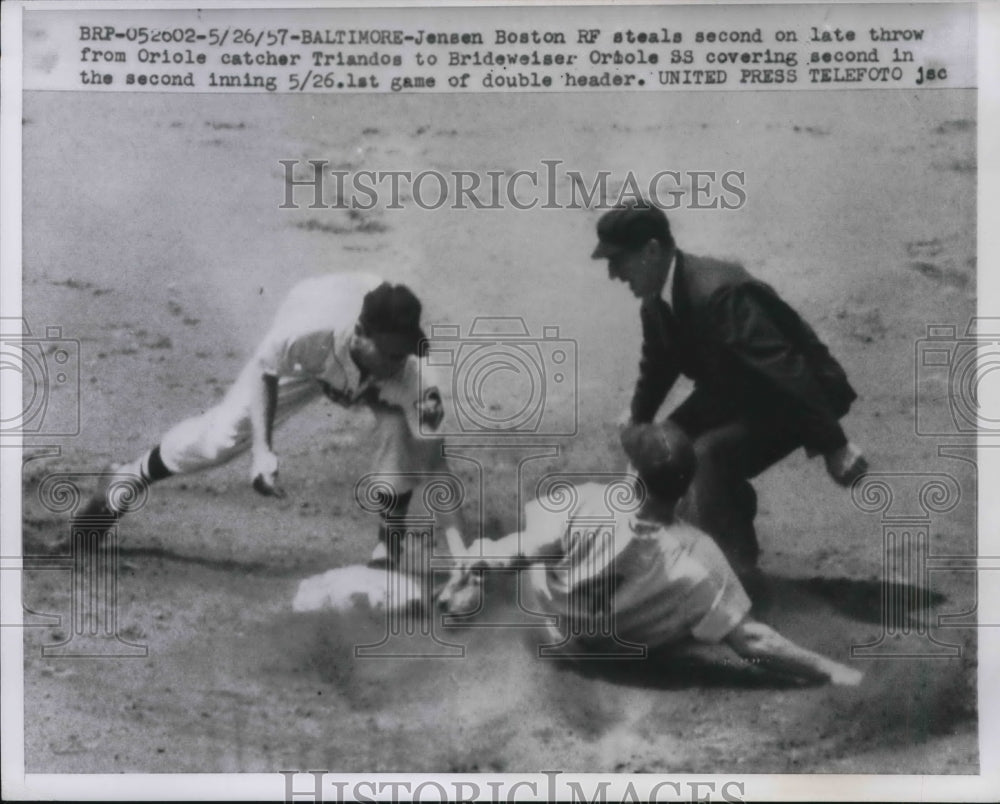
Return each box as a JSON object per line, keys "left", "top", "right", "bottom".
{"left": 75, "top": 272, "right": 464, "bottom": 564}
{"left": 439, "top": 421, "right": 862, "bottom": 687}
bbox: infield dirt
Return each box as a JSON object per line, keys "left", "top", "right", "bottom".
{"left": 20, "top": 89, "right": 978, "bottom": 774}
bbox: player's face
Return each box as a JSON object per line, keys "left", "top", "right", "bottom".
{"left": 606, "top": 240, "right": 664, "bottom": 299}
{"left": 351, "top": 331, "right": 410, "bottom": 379}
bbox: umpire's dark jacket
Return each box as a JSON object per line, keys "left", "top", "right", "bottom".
{"left": 632, "top": 251, "right": 857, "bottom": 456}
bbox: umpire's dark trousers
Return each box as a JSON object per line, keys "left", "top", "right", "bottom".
{"left": 668, "top": 388, "right": 805, "bottom": 574}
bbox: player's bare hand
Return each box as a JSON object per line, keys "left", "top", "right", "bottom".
{"left": 251, "top": 450, "right": 286, "bottom": 498}
{"left": 824, "top": 442, "right": 868, "bottom": 487}
{"left": 417, "top": 387, "right": 444, "bottom": 431}
{"left": 437, "top": 563, "right": 483, "bottom": 615}
{"left": 828, "top": 664, "right": 864, "bottom": 687}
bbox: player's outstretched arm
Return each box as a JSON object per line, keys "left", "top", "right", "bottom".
{"left": 249, "top": 372, "right": 285, "bottom": 498}
{"left": 463, "top": 532, "right": 526, "bottom": 569}
{"left": 436, "top": 533, "right": 528, "bottom": 613}
{"left": 724, "top": 617, "right": 863, "bottom": 687}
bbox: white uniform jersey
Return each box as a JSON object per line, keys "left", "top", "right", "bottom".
{"left": 155, "top": 271, "right": 448, "bottom": 487}
{"left": 252, "top": 272, "right": 383, "bottom": 399}
{"left": 521, "top": 482, "right": 751, "bottom": 649}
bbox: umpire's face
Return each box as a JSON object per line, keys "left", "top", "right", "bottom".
{"left": 606, "top": 239, "right": 668, "bottom": 300}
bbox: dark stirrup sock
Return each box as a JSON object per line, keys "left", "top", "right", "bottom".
{"left": 140, "top": 445, "right": 173, "bottom": 484}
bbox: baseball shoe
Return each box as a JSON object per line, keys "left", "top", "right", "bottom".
{"left": 367, "top": 520, "right": 408, "bottom": 570}
{"left": 75, "top": 465, "right": 121, "bottom": 516}
{"left": 366, "top": 539, "right": 389, "bottom": 569}
{"left": 436, "top": 567, "right": 483, "bottom": 616}
{"left": 70, "top": 464, "right": 144, "bottom": 539}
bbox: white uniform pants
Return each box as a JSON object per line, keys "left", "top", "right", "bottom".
{"left": 158, "top": 361, "right": 449, "bottom": 498}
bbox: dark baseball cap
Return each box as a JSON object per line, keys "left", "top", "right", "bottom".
{"left": 359, "top": 282, "right": 425, "bottom": 355}
{"left": 620, "top": 420, "right": 696, "bottom": 502}
{"left": 592, "top": 202, "right": 673, "bottom": 260}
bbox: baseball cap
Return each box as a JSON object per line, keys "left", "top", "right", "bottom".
{"left": 591, "top": 201, "right": 673, "bottom": 260}
{"left": 620, "top": 421, "right": 696, "bottom": 502}
{"left": 359, "top": 282, "right": 425, "bottom": 355}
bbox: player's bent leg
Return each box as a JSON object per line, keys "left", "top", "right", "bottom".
{"left": 159, "top": 373, "right": 319, "bottom": 474}
{"left": 158, "top": 373, "right": 319, "bottom": 478}
{"left": 723, "top": 616, "right": 863, "bottom": 687}
{"left": 84, "top": 371, "right": 321, "bottom": 523}
{"left": 369, "top": 407, "right": 467, "bottom": 580}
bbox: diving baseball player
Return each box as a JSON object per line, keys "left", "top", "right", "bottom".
{"left": 75, "top": 273, "right": 464, "bottom": 563}
{"left": 439, "top": 422, "right": 862, "bottom": 687}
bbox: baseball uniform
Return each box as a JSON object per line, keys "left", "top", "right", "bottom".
{"left": 156, "top": 273, "right": 442, "bottom": 488}
{"left": 83, "top": 271, "right": 451, "bottom": 527}
{"left": 158, "top": 273, "right": 439, "bottom": 480}
{"left": 518, "top": 482, "right": 751, "bottom": 652}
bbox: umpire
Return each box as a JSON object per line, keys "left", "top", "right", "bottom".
{"left": 592, "top": 199, "right": 868, "bottom": 574}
